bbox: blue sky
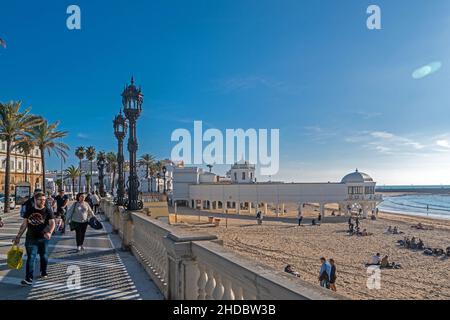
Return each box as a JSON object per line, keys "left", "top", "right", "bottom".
{"left": 1, "top": 0, "right": 450, "bottom": 185}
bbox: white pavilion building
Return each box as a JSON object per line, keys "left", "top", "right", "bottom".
{"left": 171, "top": 161, "right": 383, "bottom": 219}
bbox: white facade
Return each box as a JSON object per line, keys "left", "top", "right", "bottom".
{"left": 228, "top": 160, "right": 256, "bottom": 184}
{"left": 172, "top": 165, "right": 383, "bottom": 218}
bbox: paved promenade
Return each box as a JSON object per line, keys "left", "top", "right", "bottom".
{"left": 0, "top": 209, "right": 163, "bottom": 300}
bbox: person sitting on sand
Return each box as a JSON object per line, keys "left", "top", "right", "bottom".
{"left": 368, "top": 253, "right": 381, "bottom": 266}
{"left": 393, "top": 226, "right": 399, "bottom": 234}
{"left": 410, "top": 237, "right": 417, "bottom": 249}
{"left": 405, "top": 237, "right": 411, "bottom": 249}
{"left": 284, "top": 264, "right": 300, "bottom": 277}
{"left": 360, "top": 228, "right": 372, "bottom": 236}
{"left": 417, "top": 239, "right": 425, "bottom": 250}
{"left": 386, "top": 226, "right": 393, "bottom": 234}
{"left": 312, "top": 219, "right": 317, "bottom": 226}
{"left": 446, "top": 247, "right": 450, "bottom": 257}
{"left": 381, "top": 255, "right": 402, "bottom": 269}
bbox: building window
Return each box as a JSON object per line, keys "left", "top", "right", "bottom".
{"left": 1, "top": 143, "right": 5, "bottom": 151}
{"left": 234, "top": 172, "right": 237, "bottom": 180}
{"left": 348, "top": 186, "right": 364, "bottom": 195}
{"left": 250, "top": 172, "right": 253, "bottom": 179}
{"left": 35, "top": 149, "right": 39, "bottom": 156}
{"left": 18, "top": 162, "right": 22, "bottom": 170}
{"left": 10, "top": 161, "right": 14, "bottom": 170}
{"left": 365, "top": 186, "right": 375, "bottom": 194}
{"left": 242, "top": 172, "right": 246, "bottom": 180}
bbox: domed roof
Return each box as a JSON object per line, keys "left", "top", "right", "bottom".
{"left": 341, "top": 169, "right": 373, "bottom": 183}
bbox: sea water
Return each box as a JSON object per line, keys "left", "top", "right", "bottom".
{"left": 378, "top": 194, "right": 450, "bottom": 220}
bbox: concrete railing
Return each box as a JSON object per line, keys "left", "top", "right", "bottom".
{"left": 100, "top": 199, "right": 346, "bottom": 300}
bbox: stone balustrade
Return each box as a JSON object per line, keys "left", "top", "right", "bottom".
{"left": 100, "top": 199, "right": 346, "bottom": 300}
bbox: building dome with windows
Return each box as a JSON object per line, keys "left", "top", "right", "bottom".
{"left": 341, "top": 169, "right": 373, "bottom": 184}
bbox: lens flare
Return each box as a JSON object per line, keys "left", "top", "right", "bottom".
{"left": 412, "top": 61, "right": 442, "bottom": 79}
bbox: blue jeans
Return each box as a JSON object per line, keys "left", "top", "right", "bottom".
{"left": 320, "top": 279, "right": 330, "bottom": 289}
{"left": 25, "top": 237, "right": 49, "bottom": 281}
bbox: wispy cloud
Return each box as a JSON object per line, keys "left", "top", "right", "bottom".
{"left": 302, "top": 126, "right": 337, "bottom": 144}
{"left": 77, "top": 133, "right": 89, "bottom": 139}
{"left": 355, "top": 111, "right": 382, "bottom": 119}
{"left": 213, "top": 75, "right": 301, "bottom": 95}
{"left": 346, "top": 130, "right": 427, "bottom": 156}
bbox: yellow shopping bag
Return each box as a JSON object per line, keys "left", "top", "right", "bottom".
{"left": 7, "top": 245, "right": 24, "bottom": 270}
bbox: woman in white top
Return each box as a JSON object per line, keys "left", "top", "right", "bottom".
{"left": 66, "top": 193, "right": 95, "bottom": 252}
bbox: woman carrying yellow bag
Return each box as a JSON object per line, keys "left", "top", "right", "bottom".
{"left": 7, "top": 245, "right": 24, "bottom": 269}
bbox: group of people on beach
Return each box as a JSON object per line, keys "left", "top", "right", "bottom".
{"left": 397, "top": 236, "right": 425, "bottom": 250}
{"left": 284, "top": 257, "right": 338, "bottom": 292}
{"left": 7, "top": 188, "right": 101, "bottom": 286}
{"left": 347, "top": 216, "right": 372, "bottom": 236}
{"left": 366, "top": 253, "right": 402, "bottom": 269}
{"left": 385, "top": 226, "right": 404, "bottom": 235}
{"left": 397, "top": 237, "right": 450, "bottom": 257}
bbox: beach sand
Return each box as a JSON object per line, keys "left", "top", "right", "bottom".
{"left": 173, "top": 207, "right": 450, "bottom": 300}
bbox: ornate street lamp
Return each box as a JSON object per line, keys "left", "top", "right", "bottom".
{"left": 97, "top": 152, "right": 106, "bottom": 197}
{"left": 113, "top": 110, "right": 127, "bottom": 206}
{"left": 122, "top": 76, "right": 143, "bottom": 210}
{"left": 162, "top": 166, "right": 167, "bottom": 194}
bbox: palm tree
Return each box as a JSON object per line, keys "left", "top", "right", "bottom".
{"left": 65, "top": 165, "right": 80, "bottom": 195}
{"left": 139, "top": 154, "right": 155, "bottom": 193}
{"left": 14, "top": 136, "right": 35, "bottom": 183}
{"left": 28, "top": 119, "right": 69, "bottom": 194}
{"left": 75, "top": 146, "right": 85, "bottom": 192}
{"left": 96, "top": 151, "right": 106, "bottom": 196}
{"left": 85, "top": 146, "right": 96, "bottom": 193}
{"left": 106, "top": 152, "right": 117, "bottom": 196}
{"left": 153, "top": 160, "right": 163, "bottom": 193}
{"left": 55, "top": 178, "right": 63, "bottom": 190}
{"left": 0, "top": 101, "right": 43, "bottom": 213}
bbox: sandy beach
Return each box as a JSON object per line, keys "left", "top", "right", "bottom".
{"left": 171, "top": 206, "right": 450, "bottom": 300}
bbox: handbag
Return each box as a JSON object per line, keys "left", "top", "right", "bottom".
{"left": 88, "top": 216, "right": 103, "bottom": 230}
{"left": 7, "top": 245, "right": 24, "bottom": 270}
{"left": 69, "top": 221, "right": 77, "bottom": 231}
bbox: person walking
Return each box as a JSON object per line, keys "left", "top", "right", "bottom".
{"left": 318, "top": 257, "right": 331, "bottom": 289}
{"left": 90, "top": 191, "right": 100, "bottom": 214}
{"left": 54, "top": 189, "right": 69, "bottom": 234}
{"left": 297, "top": 210, "right": 303, "bottom": 226}
{"left": 13, "top": 192, "right": 55, "bottom": 286}
{"left": 329, "top": 258, "right": 337, "bottom": 292}
{"left": 66, "top": 193, "right": 95, "bottom": 252}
